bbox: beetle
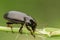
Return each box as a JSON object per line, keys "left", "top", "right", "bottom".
{"left": 3, "top": 11, "right": 37, "bottom": 37}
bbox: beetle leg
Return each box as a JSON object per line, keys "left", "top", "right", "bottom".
{"left": 19, "top": 23, "right": 24, "bottom": 34}
{"left": 6, "top": 22, "right": 13, "bottom": 33}
{"left": 26, "top": 25, "right": 35, "bottom": 38}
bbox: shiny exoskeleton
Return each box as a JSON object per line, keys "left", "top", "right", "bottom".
{"left": 4, "top": 11, "right": 37, "bottom": 37}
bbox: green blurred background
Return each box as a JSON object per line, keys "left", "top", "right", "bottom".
{"left": 0, "top": 0, "right": 60, "bottom": 40}
{"left": 0, "top": 0, "right": 60, "bottom": 28}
